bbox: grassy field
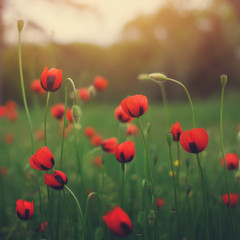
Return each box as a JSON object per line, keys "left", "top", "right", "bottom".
{"left": 0, "top": 92, "right": 240, "bottom": 240}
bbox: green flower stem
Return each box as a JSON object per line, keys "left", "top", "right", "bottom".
{"left": 137, "top": 118, "right": 159, "bottom": 239}
{"left": 121, "top": 163, "right": 126, "bottom": 209}
{"left": 47, "top": 186, "right": 53, "bottom": 240}
{"left": 18, "top": 23, "right": 34, "bottom": 153}
{"left": 168, "top": 140, "right": 180, "bottom": 240}
{"left": 63, "top": 189, "right": 73, "bottom": 240}
{"left": 101, "top": 156, "right": 105, "bottom": 213}
{"left": 196, "top": 153, "right": 210, "bottom": 240}
{"left": 176, "top": 142, "right": 181, "bottom": 188}
{"left": 166, "top": 78, "right": 196, "bottom": 128}
{"left": 220, "top": 83, "right": 234, "bottom": 236}
{"left": 65, "top": 185, "right": 86, "bottom": 239}
{"left": 44, "top": 91, "right": 51, "bottom": 146}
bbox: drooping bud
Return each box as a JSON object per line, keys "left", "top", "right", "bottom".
{"left": 149, "top": 73, "right": 167, "bottom": 82}
{"left": 220, "top": 74, "right": 227, "bottom": 88}
{"left": 17, "top": 20, "right": 24, "bottom": 33}
{"left": 72, "top": 105, "right": 81, "bottom": 123}
{"left": 138, "top": 73, "right": 151, "bottom": 81}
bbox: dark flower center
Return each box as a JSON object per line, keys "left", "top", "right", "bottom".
{"left": 121, "top": 222, "right": 132, "bottom": 236}
{"left": 189, "top": 142, "right": 198, "bottom": 153}
{"left": 47, "top": 75, "right": 56, "bottom": 90}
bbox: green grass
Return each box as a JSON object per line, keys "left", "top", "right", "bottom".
{"left": 0, "top": 93, "right": 240, "bottom": 240}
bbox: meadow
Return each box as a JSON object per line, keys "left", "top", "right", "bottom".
{"left": 0, "top": 82, "right": 239, "bottom": 240}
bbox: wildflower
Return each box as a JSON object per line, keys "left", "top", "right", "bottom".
{"left": 174, "top": 160, "right": 180, "bottom": 167}
{"left": 44, "top": 170, "right": 68, "bottom": 190}
{"left": 78, "top": 87, "right": 90, "bottom": 102}
{"left": 29, "top": 146, "right": 54, "bottom": 171}
{"left": 16, "top": 199, "right": 34, "bottom": 220}
{"left": 115, "top": 141, "right": 135, "bottom": 163}
{"left": 6, "top": 100, "right": 17, "bottom": 110}
{"left": 126, "top": 124, "right": 138, "bottom": 136}
{"left": 114, "top": 105, "right": 133, "bottom": 123}
{"left": 101, "top": 137, "right": 118, "bottom": 154}
{"left": 37, "top": 222, "right": 48, "bottom": 232}
{"left": 3, "top": 133, "right": 14, "bottom": 144}
{"left": 84, "top": 126, "right": 96, "bottom": 138}
{"left": 35, "top": 129, "right": 44, "bottom": 141}
{"left": 40, "top": 67, "right": 62, "bottom": 92}
{"left": 66, "top": 108, "right": 73, "bottom": 123}
{"left": 121, "top": 95, "right": 148, "bottom": 118}
{"left": 222, "top": 153, "right": 239, "bottom": 170}
{"left": 170, "top": 122, "right": 182, "bottom": 141}
{"left": 94, "top": 76, "right": 108, "bottom": 91}
{"left": 0, "top": 106, "right": 7, "bottom": 117}
{"left": 103, "top": 206, "right": 133, "bottom": 237}
{"left": 156, "top": 198, "right": 166, "bottom": 209}
{"left": 31, "top": 79, "right": 45, "bottom": 95}
{"left": 169, "top": 170, "right": 176, "bottom": 177}
{"left": 222, "top": 193, "right": 239, "bottom": 208}
{"left": 179, "top": 128, "right": 208, "bottom": 154}
{"left": 93, "top": 155, "right": 102, "bottom": 168}
{"left": 6, "top": 109, "right": 18, "bottom": 122}
{"left": 51, "top": 103, "right": 65, "bottom": 120}
{"left": 0, "top": 166, "right": 8, "bottom": 177}
{"left": 90, "top": 134, "right": 103, "bottom": 146}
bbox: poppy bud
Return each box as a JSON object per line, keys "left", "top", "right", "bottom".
{"left": 90, "top": 134, "right": 103, "bottom": 146}
{"left": 44, "top": 170, "right": 68, "bottom": 190}
{"left": 16, "top": 199, "right": 34, "bottom": 220}
{"left": 221, "top": 153, "right": 239, "bottom": 170}
{"left": 93, "top": 76, "right": 108, "bottom": 91}
{"left": 121, "top": 95, "right": 148, "bottom": 118}
{"left": 179, "top": 128, "right": 208, "bottom": 154}
{"left": 101, "top": 137, "right": 118, "bottom": 154}
{"left": 220, "top": 74, "right": 227, "bottom": 88}
{"left": 72, "top": 105, "right": 81, "bottom": 123}
{"left": 126, "top": 124, "right": 138, "bottom": 136}
{"left": 17, "top": 20, "right": 24, "bottom": 33}
{"left": 40, "top": 67, "right": 62, "bottom": 92}
{"left": 115, "top": 141, "right": 135, "bottom": 163}
{"left": 138, "top": 73, "right": 151, "bottom": 81}
{"left": 103, "top": 206, "right": 133, "bottom": 237}
{"left": 149, "top": 72, "right": 167, "bottom": 82}
{"left": 78, "top": 87, "right": 90, "bottom": 102}
{"left": 115, "top": 105, "right": 133, "bottom": 123}
{"left": 29, "top": 146, "right": 55, "bottom": 171}
{"left": 84, "top": 126, "right": 96, "bottom": 138}
{"left": 167, "top": 132, "right": 173, "bottom": 146}
{"left": 222, "top": 193, "right": 239, "bottom": 208}
{"left": 51, "top": 103, "right": 65, "bottom": 120}
{"left": 170, "top": 121, "right": 182, "bottom": 141}
{"left": 31, "top": 79, "right": 46, "bottom": 95}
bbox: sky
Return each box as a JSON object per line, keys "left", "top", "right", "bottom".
{"left": 3, "top": 0, "right": 210, "bottom": 46}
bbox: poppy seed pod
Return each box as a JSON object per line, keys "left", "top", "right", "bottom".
{"left": 93, "top": 76, "right": 108, "bottom": 91}
{"left": 16, "top": 199, "right": 34, "bottom": 220}
{"left": 222, "top": 193, "right": 239, "bottom": 208}
{"left": 114, "top": 105, "right": 133, "bottom": 123}
{"left": 51, "top": 103, "right": 65, "bottom": 120}
{"left": 170, "top": 122, "right": 183, "bottom": 141}
{"left": 29, "top": 146, "right": 55, "bottom": 171}
{"left": 44, "top": 170, "right": 68, "bottom": 190}
{"left": 78, "top": 87, "right": 90, "bottom": 102}
{"left": 103, "top": 206, "right": 133, "bottom": 237}
{"left": 115, "top": 141, "right": 135, "bottom": 163}
{"left": 221, "top": 153, "right": 239, "bottom": 170}
{"left": 101, "top": 137, "right": 118, "bottom": 154}
{"left": 179, "top": 128, "right": 208, "bottom": 154}
{"left": 121, "top": 95, "right": 148, "bottom": 118}
{"left": 40, "top": 67, "right": 62, "bottom": 92}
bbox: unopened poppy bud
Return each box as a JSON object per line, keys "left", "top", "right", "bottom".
{"left": 138, "top": 74, "right": 151, "bottom": 81}
{"left": 88, "top": 85, "right": 96, "bottom": 97}
{"left": 17, "top": 20, "right": 24, "bottom": 33}
{"left": 148, "top": 209, "right": 155, "bottom": 224}
{"left": 149, "top": 73, "right": 167, "bottom": 82}
{"left": 72, "top": 105, "right": 81, "bottom": 123}
{"left": 167, "top": 132, "right": 173, "bottom": 146}
{"left": 220, "top": 74, "right": 227, "bottom": 87}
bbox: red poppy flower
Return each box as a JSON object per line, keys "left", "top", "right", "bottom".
{"left": 66, "top": 108, "right": 73, "bottom": 123}
{"left": 51, "top": 103, "right": 65, "bottom": 120}
{"left": 115, "top": 105, "right": 133, "bottom": 123}
{"left": 221, "top": 153, "right": 239, "bottom": 170}
{"left": 3, "top": 133, "right": 14, "bottom": 144}
{"left": 84, "top": 126, "right": 96, "bottom": 138}
{"left": 90, "top": 134, "right": 103, "bottom": 146}
{"left": 6, "top": 100, "right": 17, "bottom": 110}
{"left": 44, "top": 170, "right": 68, "bottom": 190}
{"left": 29, "top": 146, "right": 55, "bottom": 171}
{"left": 0, "top": 106, "right": 7, "bottom": 117}
{"left": 93, "top": 76, "right": 108, "bottom": 91}
{"left": 16, "top": 199, "right": 34, "bottom": 220}
{"left": 101, "top": 137, "right": 118, "bottom": 154}
{"left": 121, "top": 95, "right": 148, "bottom": 118}
{"left": 170, "top": 122, "right": 182, "bottom": 141}
{"left": 31, "top": 79, "right": 46, "bottom": 95}
{"left": 103, "top": 206, "right": 133, "bottom": 237}
{"left": 156, "top": 198, "right": 166, "bottom": 209}
{"left": 222, "top": 193, "right": 239, "bottom": 208}
{"left": 37, "top": 221, "right": 48, "bottom": 232}
{"left": 59, "top": 120, "right": 73, "bottom": 138}
{"left": 126, "top": 124, "right": 138, "bottom": 136}
{"left": 35, "top": 129, "right": 44, "bottom": 141}
{"left": 0, "top": 166, "right": 8, "bottom": 177}
{"left": 93, "top": 155, "right": 102, "bottom": 168}
{"left": 179, "top": 128, "right": 208, "bottom": 154}
{"left": 40, "top": 67, "right": 62, "bottom": 92}
{"left": 79, "top": 87, "right": 90, "bottom": 102}
{"left": 6, "top": 109, "right": 18, "bottom": 122}
{"left": 115, "top": 141, "right": 135, "bottom": 163}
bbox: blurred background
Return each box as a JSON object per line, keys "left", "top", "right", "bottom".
{"left": 0, "top": 0, "right": 240, "bottom": 104}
